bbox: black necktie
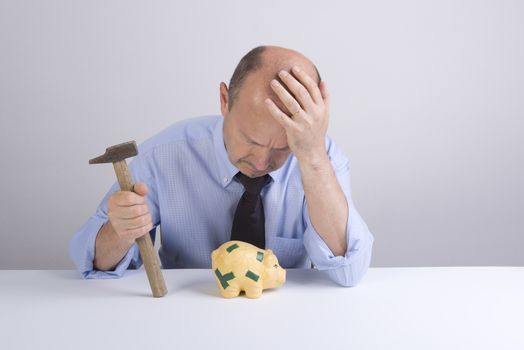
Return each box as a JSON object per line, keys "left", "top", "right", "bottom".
{"left": 230, "top": 172, "right": 271, "bottom": 249}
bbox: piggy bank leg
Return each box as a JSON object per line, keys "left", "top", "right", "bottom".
{"left": 244, "top": 286, "right": 263, "bottom": 299}
{"left": 220, "top": 285, "right": 241, "bottom": 298}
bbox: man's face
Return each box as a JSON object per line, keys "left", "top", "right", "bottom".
{"left": 220, "top": 74, "right": 292, "bottom": 178}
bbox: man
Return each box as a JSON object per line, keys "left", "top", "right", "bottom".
{"left": 69, "top": 45, "right": 374, "bottom": 287}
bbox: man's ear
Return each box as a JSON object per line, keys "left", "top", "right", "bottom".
{"left": 219, "top": 82, "right": 229, "bottom": 117}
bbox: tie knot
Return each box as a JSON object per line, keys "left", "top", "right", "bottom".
{"left": 235, "top": 172, "right": 270, "bottom": 194}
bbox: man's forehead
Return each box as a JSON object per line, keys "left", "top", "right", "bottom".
{"left": 237, "top": 109, "right": 285, "bottom": 136}
{"left": 261, "top": 46, "right": 319, "bottom": 80}
{"left": 235, "top": 108, "right": 287, "bottom": 146}
{"left": 238, "top": 62, "right": 318, "bottom": 112}
{"left": 260, "top": 59, "right": 319, "bottom": 85}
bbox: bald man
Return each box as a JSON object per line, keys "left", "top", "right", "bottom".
{"left": 69, "top": 46, "right": 374, "bottom": 287}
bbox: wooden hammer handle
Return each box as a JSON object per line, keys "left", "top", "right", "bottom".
{"left": 113, "top": 160, "right": 168, "bottom": 297}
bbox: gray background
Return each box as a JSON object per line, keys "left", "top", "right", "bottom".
{"left": 0, "top": 0, "right": 522, "bottom": 269}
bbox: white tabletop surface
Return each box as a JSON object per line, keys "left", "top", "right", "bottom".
{"left": 1, "top": 267, "right": 523, "bottom": 350}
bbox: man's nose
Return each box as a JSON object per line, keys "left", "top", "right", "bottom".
{"left": 253, "top": 158, "right": 269, "bottom": 171}
{"left": 252, "top": 149, "right": 272, "bottom": 171}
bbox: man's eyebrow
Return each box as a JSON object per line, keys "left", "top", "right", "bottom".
{"left": 240, "top": 129, "right": 289, "bottom": 151}
{"left": 240, "top": 129, "right": 262, "bottom": 145}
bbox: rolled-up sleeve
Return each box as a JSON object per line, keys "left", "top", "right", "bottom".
{"left": 68, "top": 150, "right": 160, "bottom": 279}
{"left": 302, "top": 139, "right": 374, "bottom": 287}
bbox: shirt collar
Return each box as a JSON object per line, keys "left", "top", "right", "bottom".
{"left": 212, "top": 116, "right": 289, "bottom": 188}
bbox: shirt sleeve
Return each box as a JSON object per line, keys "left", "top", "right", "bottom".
{"left": 302, "top": 138, "right": 374, "bottom": 287}
{"left": 68, "top": 149, "right": 161, "bottom": 279}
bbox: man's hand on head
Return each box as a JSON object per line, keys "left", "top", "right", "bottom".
{"left": 264, "top": 65, "right": 330, "bottom": 166}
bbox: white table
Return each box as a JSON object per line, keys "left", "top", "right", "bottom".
{"left": 1, "top": 267, "right": 522, "bottom": 350}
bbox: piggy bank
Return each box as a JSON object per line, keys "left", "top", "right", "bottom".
{"left": 211, "top": 240, "right": 286, "bottom": 298}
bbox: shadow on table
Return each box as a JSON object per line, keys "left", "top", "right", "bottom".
{"left": 171, "top": 277, "right": 217, "bottom": 297}
{"left": 284, "top": 268, "right": 338, "bottom": 287}
{"left": 173, "top": 269, "right": 338, "bottom": 298}
{"left": 52, "top": 269, "right": 338, "bottom": 298}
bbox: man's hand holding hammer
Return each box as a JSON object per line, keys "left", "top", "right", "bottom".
{"left": 94, "top": 183, "right": 152, "bottom": 271}
{"left": 89, "top": 140, "right": 167, "bottom": 297}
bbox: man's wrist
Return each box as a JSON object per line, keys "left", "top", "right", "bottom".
{"left": 296, "top": 149, "right": 330, "bottom": 172}
{"left": 94, "top": 221, "right": 134, "bottom": 271}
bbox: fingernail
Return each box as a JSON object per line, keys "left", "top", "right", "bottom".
{"left": 271, "top": 79, "right": 279, "bottom": 87}
{"left": 279, "top": 70, "right": 288, "bottom": 78}
{"left": 264, "top": 98, "right": 272, "bottom": 105}
{"left": 292, "top": 66, "right": 300, "bottom": 73}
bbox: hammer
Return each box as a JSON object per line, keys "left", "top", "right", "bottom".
{"left": 89, "top": 141, "right": 168, "bottom": 297}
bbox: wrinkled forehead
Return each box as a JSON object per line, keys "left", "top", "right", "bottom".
{"left": 232, "top": 82, "right": 287, "bottom": 139}
{"left": 243, "top": 61, "right": 319, "bottom": 114}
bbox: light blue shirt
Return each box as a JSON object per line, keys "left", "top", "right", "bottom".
{"left": 69, "top": 115, "right": 374, "bottom": 287}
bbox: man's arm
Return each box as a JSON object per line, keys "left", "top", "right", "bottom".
{"left": 93, "top": 182, "right": 154, "bottom": 271}
{"left": 265, "top": 65, "right": 347, "bottom": 255}
{"left": 93, "top": 221, "right": 135, "bottom": 271}
{"left": 265, "top": 66, "right": 373, "bottom": 286}
{"left": 69, "top": 152, "right": 160, "bottom": 279}
{"left": 300, "top": 139, "right": 374, "bottom": 286}
{"left": 297, "top": 154, "right": 348, "bottom": 256}
{"left": 68, "top": 202, "right": 141, "bottom": 279}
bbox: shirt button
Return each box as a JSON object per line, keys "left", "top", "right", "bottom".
{"left": 223, "top": 177, "right": 228, "bottom": 183}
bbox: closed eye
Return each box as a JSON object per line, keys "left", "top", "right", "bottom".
{"left": 240, "top": 130, "right": 289, "bottom": 152}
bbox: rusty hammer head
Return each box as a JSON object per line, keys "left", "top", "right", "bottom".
{"left": 89, "top": 141, "right": 138, "bottom": 164}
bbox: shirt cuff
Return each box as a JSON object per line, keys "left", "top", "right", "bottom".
{"left": 69, "top": 215, "right": 139, "bottom": 279}
{"left": 302, "top": 204, "right": 374, "bottom": 287}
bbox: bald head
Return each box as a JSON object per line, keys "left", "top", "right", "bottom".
{"left": 227, "top": 45, "right": 321, "bottom": 111}
{"left": 219, "top": 46, "right": 322, "bottom": 177}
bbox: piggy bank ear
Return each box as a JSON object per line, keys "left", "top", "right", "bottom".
{"left": 263, "top": 252, "right": 277, "bottom": 266}
{"left": 266, "top": 249, "right": 273, "bottom": 254}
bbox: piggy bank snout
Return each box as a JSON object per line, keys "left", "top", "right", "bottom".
{"left": 272, "top": 266, "right": 286, "bottom": 285}
{"left": 278, "top": 268, "right": 286, "bottom": 284}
